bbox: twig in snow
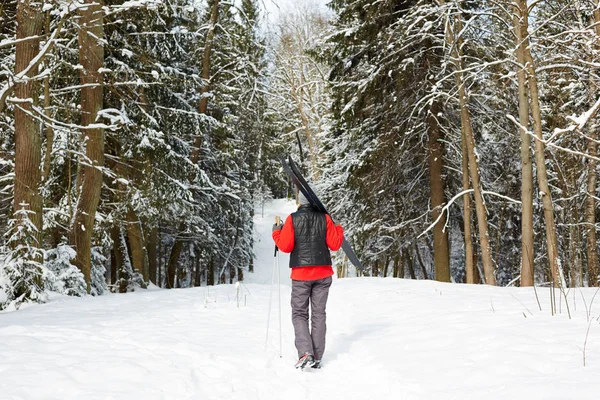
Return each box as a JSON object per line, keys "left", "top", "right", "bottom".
{"left": 511, "top": 293, "right": 533, "bottom": 316}
{"left": 582, "top": 320, "right": 593, "bottom": 367}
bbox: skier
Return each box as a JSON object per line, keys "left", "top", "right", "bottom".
{"left": 272, "top": 186, "right": 345, "bottom": 370}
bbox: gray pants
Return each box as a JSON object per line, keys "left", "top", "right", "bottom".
{"left": 291, "top": 276, "right": 332, "bottom": 360}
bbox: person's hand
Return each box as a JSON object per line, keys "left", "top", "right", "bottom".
{"left": 272, "top": 223, "right": 283, "bottom": 232}
{"left": 272, "top": 216, "right": 283, "bottom": 232}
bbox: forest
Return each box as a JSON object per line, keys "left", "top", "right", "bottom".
{"left": 1, "top": 0, "right": 600, "bottom": 310}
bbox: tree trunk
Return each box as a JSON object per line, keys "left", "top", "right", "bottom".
{"left": 405, "top": 249, "right": 417, "bottom": 280}
{"left": 569, "top": 205, "right": 582, "bottom": 287}
{"left": 512, "top": 0, "right": 535, "bottom": 287}
{"left": 515, "top": 0, "right": 561, "bottom": 286}
{"left": 237, "top": 265, "right": 244, "bottom": 282}
{"left": 461, "top": 127, "right": 476, "bottom": 283}
{"left": 382, "top": 256, "right": 390, "bottom": 278}
{"left": 125, "top": 207, "right": 147, "bottom": 285}
{"left": 586, "top": 0, "right": 600, "bottom": 287}
{"left": 415, "top": 242, "right": 429, "bottom": 280}
{"left": 71, "top": 0, "right": 105, "bottom": 293}
{"left": 208, "top": 258, "right": 215, "bottom": 286}
{"left": 13, "top": 0, "right": 44, "bottom": 264}
{"left": 110, "top": 244, "right": 117, "bottom": 286}
{"left": 249, "top": 208, "right": 254, "bottom": 273}
{"left": 195, "top": 255, "right": 202, "bottom": 286}
{"left": 41, "top": 11, "right": 54, "bottom": 183}
{"left": 197, "top": 0, "right": 220, "bottom": 122}
{"left": 472, "top": 239, "right": 481, "bottom": 284}
{"left": 447, "top": 6, "right": 496, "bottom": 285}
{"left": 147, "top": 227, "right": 158, "bottom": 285}
{"left": 166, "top": 240, "right": 183, "bottom": 289}
{"left": 427, "top": 100, "right": 450, "bottom": 282}
{"left": 112, "top": 226, "right": 128, "bottom": 293}
{"left": 157, "top": 230, "right": 162, "bottom": 287}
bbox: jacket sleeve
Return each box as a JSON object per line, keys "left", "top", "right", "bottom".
{"left": 272, "top": 215, "right": 295, "bottom": 253}
{"left": 325, "top": 214, "right": 344, "bottom": 251}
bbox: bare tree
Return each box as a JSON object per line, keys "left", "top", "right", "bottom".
{"left": 443, "top": 1, "right": 496, "bottom": 284}
{"left": 511, "top": 1, "right": 534, "bottom": 286}
{"left": 461, "top": 127, "right": 476, "bottom": 283}
{"left": 514, "top": 0, "right": 561, "bottom": 286}
{"left": 274, "top": 6, "right": 330, "bottom": 175}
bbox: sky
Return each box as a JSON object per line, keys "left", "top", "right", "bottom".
{"left": 261, "top": 0, "right": 331, "bottom": 23}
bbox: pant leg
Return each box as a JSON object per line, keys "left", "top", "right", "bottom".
{"left": 291, "top": 279, "right": 313, "bottom": 357}
{"left": 310, "top": 276, "right": 332, "bottom": 360}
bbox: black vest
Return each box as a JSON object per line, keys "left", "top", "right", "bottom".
{"left": 289, "top": 205, "right": 332, "bottom": 268}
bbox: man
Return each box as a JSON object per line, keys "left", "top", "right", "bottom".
{"left": 272, "top": 187, "right": 344, "bottom": 369}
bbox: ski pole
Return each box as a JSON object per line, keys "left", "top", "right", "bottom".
{"left": 266, "top": 216, "right": 282, "bottom": 353}
{"left": 273, "top": 216, "right": 283, "bottom": 358}
{"left": 265, "top": 247, "right": 277, "bottom": 351}
{"left": 277, "top": 239, "right": 282, "bottom": 358}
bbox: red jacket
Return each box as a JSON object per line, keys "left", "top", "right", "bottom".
{"left": 272, "top": 213, "right": 344, "bottom": 281}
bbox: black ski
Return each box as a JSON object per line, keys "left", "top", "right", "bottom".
{"left": 280, "top": 156, "right": 364, "bottom": 271}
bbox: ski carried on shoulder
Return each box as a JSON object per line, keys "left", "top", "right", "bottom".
{"left": 280, "top": 156, "right": 364, "bottom": 271}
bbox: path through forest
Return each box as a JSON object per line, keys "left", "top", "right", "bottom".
{"left": 1, "top": 200, "right": 599, "bottom": 399}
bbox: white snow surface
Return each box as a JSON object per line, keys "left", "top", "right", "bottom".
{"left": 1, "top": 199, "right": 600, "bottom": 399}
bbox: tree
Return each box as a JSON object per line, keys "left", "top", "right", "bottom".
{"left": 71, "top": 0, "right": 106, "bottom": 293}
{"left": 441, "top": 0, "right": 496, "bottom": 285}
{"left": 585, "top": 0, "right": 600, "bottom": 287}
{"left": 165, "top": 0, "right": 221, "bottom": 288}
{"left": 321, "top": 0, "right": 450, "bottom": 279}
{"left": 511, "top": 0, "right": 534, "bottom": 286}
{"left": 514, "top": 0, "right": 562, "bottom": 286}
{"left": 7, "top": 0, "right": 45, "bottom": 306}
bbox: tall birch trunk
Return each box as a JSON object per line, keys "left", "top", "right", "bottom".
{"left": 459, "top": 88, "right": 496, "bottom": 285}
{"left": 512, "top": 2, "right": 535, "bottom": 286}
{"left": 443, "top": 2, "right": 496, "bottom": 284}
{"left": 13, "top": 0, "right": 44, "bottom": 263}
{"left": 461, "top": 127, "right": 475, "bottom": 283}
{"left": 71, "top": 0, "right": 105, "bottom": 293}
{"left": 515, "top": 0, "right": 561, "bottom": 286}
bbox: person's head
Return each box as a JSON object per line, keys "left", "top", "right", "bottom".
{"left": 297, "top": 184, "right": 317, "bottom": 207}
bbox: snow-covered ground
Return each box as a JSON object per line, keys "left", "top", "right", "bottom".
{"left": 1, "top": 200, "right": 600, "bottom": 399}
